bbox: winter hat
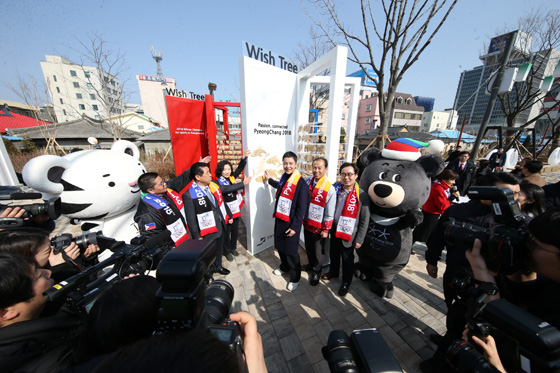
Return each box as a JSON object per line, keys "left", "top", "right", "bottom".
{"left": 382, "top": 138, "right": 444, "bottom": 161}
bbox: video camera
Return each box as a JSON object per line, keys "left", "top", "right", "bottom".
{"left": 322, "top": 328, "right": 403, "bottom": 372}
{"left": 155, "top": 239, "right": 244, "bottom": 371}
{"left": 0, "top": 191, "right": 61, "bottom": 227}
{"left": 44, "top": 230, "right": 172, "bottom": 312}
{"left": 51, "top": 231, "right": 103, "bottom": 255}
{"left": 44, "top": 233, "right": 245, "bottom": 371}
{"left": 446, "top": 278, "right": 560, "bottom": 372}
{"left": 443, "top": 186, "right": 528, "bottom": 275}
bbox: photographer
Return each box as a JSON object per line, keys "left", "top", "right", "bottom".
{"left": 91, "top": 311, "right": 267, "bottom": 373}
{"left": 0, "top": 227, "right": 100, "bottom": 283}
{"left": 421, "top": 172, "right": 524, "bottom": 372}
{"left": 0, "top": 252, "right": 84, "bottom": 372}
{"left": 462, "top": 210, "right": 560, "bottom": 372}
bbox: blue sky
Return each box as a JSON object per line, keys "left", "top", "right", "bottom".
{"left": 1, "top": 0, "right": 558, "bottom": 112}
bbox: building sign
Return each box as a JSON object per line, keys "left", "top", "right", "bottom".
{"left": 164, "top": 88, "right": 205, "bottom": 100}
{"left": 242, "top": 41, "right": 299, "bottom": 73}
{"left": 347, "top": 68, "right": 378, "bottom": 87}
{"left": 137, "top": 74, "right": 174, "bottom": 83}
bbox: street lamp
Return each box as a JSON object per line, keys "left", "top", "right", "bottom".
{"left": 208, "top": 82, "right": 217, "bottom": 98}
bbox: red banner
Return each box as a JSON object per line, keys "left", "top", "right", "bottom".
{"left": 166, "top": 96, "right": 209, "bottom": 176}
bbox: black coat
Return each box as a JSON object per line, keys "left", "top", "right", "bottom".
{"left": 269, "top": 175, "right": 308, "bottom": 256}
{"left": 446, "top": 158, "right": 476, "bottom": 195}
{"left": 134, "top": 168, "right": 191, "bottom": 243}
{"left": 183, "top": 183, "right": 233, "bottom": 241}
{"left": 0, "top": 309, "right": 84, "bottom": 372}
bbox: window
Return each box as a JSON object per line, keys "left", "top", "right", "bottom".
{"left": 95, "top": 115, "right": 100, "bottom": 120}
{"left": 70, "top": 70, "right": 77, "bottom": 77}
{"left": 62, "top": 109, "right": 66, "bottom": 115}
{"left": 396, "top": 96, "right": 403, "bottom": 104}
{"left": 111, "top": 80, "right": 115, "bottom": 86}
{"left": 84, "top": 71, "right": 91, "bottom": 78}
{"left": 53, "top": 75, "right": 57, "bottom": 82}
{"left": 90, "top": 94, "right": 96, "bottom": 100}
{"left": 87, "top": 83, "right": 93, "bottom": 89}
{"left": 76, "top": 93, "right": 83, "bottom": 99}
{"left": 342, "top": 113, "right": 346, "bottom": 119}
{"left": 103, "top": 76, "right": 109, "bottom": 83}
{"left": 73, "top": 82, "right": 79, "bottom": 88}
{"left": 365, "top": 118, "right": 371, "bottom": 124}
{"left": 92, "top": 105, "right": 98, "bottom": 111}
{"left": 59, "top": 98, "right": 63, "bottom": 104}
{"left": 406, "top": 98, "right": 412, "bottom": 105}
{"left": 56, "top": 87, "right": 60, "bottom": 93}
{"left": 366, "top": 104, "right": 372, "bottom": 112}
{"left": 106, "top": 88, "right": 111, "bottom": 93}
{"left": 79, "top": 104, "right": 85, "bottom": 110}
{"left": 113, "top": 89, "right": 117, "bottom": 95}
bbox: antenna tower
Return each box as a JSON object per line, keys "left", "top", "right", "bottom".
{"left": 150, "top": 46, "right": 164, "bottom": 77}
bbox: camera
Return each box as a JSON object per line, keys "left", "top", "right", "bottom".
{"left": 0, "top": 191, "right": 61, "bottom": 226}
{"left": 51, "top": 231, "right": 103, "bottom": 254}
{"left": 446, "top": 282, "right": 560, "bottom": 373}
{"left": 322, "top": 328, "right": 402, "bottom": 372}
{"left": 443, "top": 186, "right": 528, "bottom": 275}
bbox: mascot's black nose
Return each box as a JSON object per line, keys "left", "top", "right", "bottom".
{"left": 374, "top": 183, "right": 393, "bottom": 198}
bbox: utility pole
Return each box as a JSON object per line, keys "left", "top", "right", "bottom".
{"left": 471, "top": 31, "right": 518, "bottom": 159}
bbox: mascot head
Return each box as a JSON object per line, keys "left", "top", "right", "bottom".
{"left": 358, "top": 139, "right": 445, "bottom": 218}
{"left": 22, "top": 140, "right": 146, "bottom": 220}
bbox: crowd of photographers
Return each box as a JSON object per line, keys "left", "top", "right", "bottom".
{"left": 2, "top": 148, "right": 560, "bottom": 372}
{"left": 419, "top": 152, "right": 560, "bottom": 373}
{"left": 0, "top": 155, "right": 267, "bottom": 372}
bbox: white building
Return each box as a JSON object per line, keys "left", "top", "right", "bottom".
{"left": 136, "top": 75, "right": 176, "bottom": 128}
{"left": 40, "top": 55, "right": 124, "bottom": 123}
{"left": 421, "top": 109, "right": 458, "bottom": 132}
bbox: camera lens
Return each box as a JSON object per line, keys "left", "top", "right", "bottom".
{"left": 74, "top": 231, "right": 102, "bottom": 250}
{"left": 447, "top": 339, "right": 499, "bottom": 372}
{"left": 322, "top": 330, "right": 358, "bottom": 373}
{"left": 205, "top": 280, "right": 234, "bottom": 324}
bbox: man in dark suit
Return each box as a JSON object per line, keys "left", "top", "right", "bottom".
{"left": 184, "top": 162, "right": 233, "bottom": 275}
{"left": 445, "top": 151, "right": 476, "bottom": 195}
{"left": 321, "top": 163, "right": 369, "bottom": 296}
{"left": 264, "top": 151, "right": 308, "bottom": 292}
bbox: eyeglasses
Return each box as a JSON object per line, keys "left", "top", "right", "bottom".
{"left": 341, "top": 173, "right": 355, "bottom": 178}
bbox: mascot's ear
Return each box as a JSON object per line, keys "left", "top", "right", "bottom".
{"left": 22, "top": 155, "right": 71, "bottom": 195}
{"left": 416, "top": 154, "right": 445, "bottom": 178}
{"left": 111, "top": 140, "right": 140, "bottom": 159}
{"left": 357, "top": 148, "right": 383, "bottom": 173}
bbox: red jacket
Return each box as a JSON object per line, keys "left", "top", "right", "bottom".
{"left": 422, "top": 180, "right": 453, "bottom": 215}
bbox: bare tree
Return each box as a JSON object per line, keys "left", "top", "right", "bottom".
{"left": 491, "top": 10, "right": 560, "bottom": 153}
{"left": 306, "top": 0, "right": 458, "bottom": 148}
{"left": 5, "top": 75, "right": 64, "bottom": 154}
{"left": 71, "top": 33, "right": 132, "bottom": 140}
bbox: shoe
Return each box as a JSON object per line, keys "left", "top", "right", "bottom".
{"left": 286, "top": 281, "right": 299, "bottom": 291}
{"left": 385, "top": 282, "right": 394, "bottom": 299}
{"left": 225, "top": 253, "right": 234, "bottom": 262}
{"left": 309, "top": 272, "right": 320, "bottom": 286}
{"left": 273, "top": 268, "right": 286, "bottom": 276}
{"left": 321, "top": 272, "right": 338, "bottom": 281}
{"left": 338, "top": 282, "right": 350, "bottom": 296}
{"left": 429, "top": 333, "right": 444, "bottom": 346}
{"left": 231, "top": 249, "right": 239, "bottom": 257}
{"left": 301, "top": 264, "right": 312, "bottom": 271}
{"left": 214, "top": 266, "right": 230, "bottom": 275}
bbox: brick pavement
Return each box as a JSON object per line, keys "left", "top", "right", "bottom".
{"left": 216, "top": 223, "right": 448, "bottom": 373}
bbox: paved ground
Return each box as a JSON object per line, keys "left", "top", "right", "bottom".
{"left": 53, "top": 171, "right": 560, "bottom": 373}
